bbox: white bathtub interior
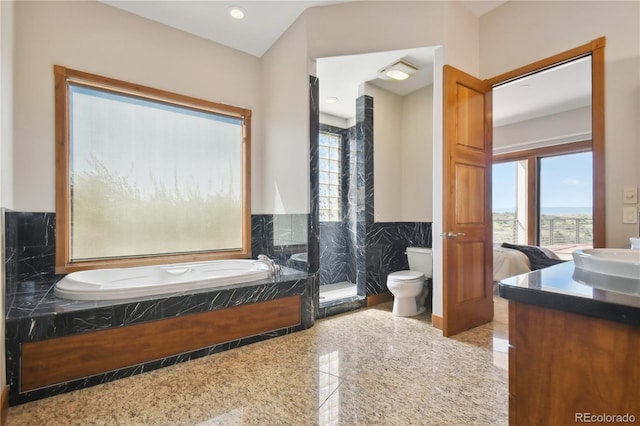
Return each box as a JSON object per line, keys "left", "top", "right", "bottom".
{"left": 54, "top": 259, "right": 272, "bottom": 301}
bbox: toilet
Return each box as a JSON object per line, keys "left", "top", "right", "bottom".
{"left": 387, "top": 247, "right": 433, "bottom": 317}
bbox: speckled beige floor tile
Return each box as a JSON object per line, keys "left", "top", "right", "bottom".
{"left": 7, "top": 298, "right": 509, "bottom": 425}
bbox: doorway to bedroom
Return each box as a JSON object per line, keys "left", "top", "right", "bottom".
{"left": 491, "top": 55, "right": 596, "bottom": 262}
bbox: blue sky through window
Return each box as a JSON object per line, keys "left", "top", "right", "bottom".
{"left": 493, "top": 152, "right": 593, "bottom": 214}
{"left": 540, "top": 152, "right": 593, "bottom": 213}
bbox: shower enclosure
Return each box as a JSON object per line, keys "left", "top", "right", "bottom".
{"left": 310, "top": 76, "right": 373, "bottom": 317}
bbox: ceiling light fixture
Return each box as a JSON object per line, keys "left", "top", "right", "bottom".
{"left": 228, "top": 6, "right": 246, "bottom": 20}
{"left": 380, "top": 60, "right": 419, "bottom": 81}
{"left": 325, "top": 97, "right": 339, "bottom": 104}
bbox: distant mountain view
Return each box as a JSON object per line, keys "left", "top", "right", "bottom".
{"left": 493, "top": 207, "right": 592, "bottom": 214}
{"left": 493, "top": 209, "right": 593, "bottom": 246}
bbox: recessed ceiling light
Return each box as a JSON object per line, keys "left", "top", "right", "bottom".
{"left": 380, "top": 59, "right": 419, "bottom": 81}
{"left": 325, "top": 97, "right": 339, "bottom": 104}
{"left": 386, "top": 69, "right": 410, "bottom": 81}
{"left": 229, "top": 6, "right": 246, "bottom": 20}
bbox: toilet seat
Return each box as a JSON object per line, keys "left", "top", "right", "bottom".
{"left": 388, "top": 270, "right": 424, "bottom": 282}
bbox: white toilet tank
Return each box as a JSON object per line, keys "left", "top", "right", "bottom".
{"left": 406, "top": 247, "right": 433, "bottom": 278}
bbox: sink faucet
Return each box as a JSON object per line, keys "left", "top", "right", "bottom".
{"left": 256, "top": 254, "right": 281, "bottom": 280}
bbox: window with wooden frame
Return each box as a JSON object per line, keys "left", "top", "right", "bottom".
{"left": 493, "top": 141, "right": 594, "bottom": 255}
{"left": 54, "top": 66, "right": 252, "bottom": 273}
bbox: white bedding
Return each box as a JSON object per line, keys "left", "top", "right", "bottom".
{"left": 493, "top": 244, "right": 560, "bottom": 282}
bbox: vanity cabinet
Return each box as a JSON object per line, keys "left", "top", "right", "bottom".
{"left": 508, "top": 300, "right": 639, "bottom": 425}
{"left": 498, "top": 261, "right": 640, "bottom": 425}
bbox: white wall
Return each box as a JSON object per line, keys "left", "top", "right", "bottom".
{"left": 364, "top": 84, "right": 403, "bottom": 222}
{"left": 494, "top": 106, "right": 592, "bottom": 153}
{"left": 433, "top": 2, "right": 481, "bottom": 319}
{"left": 401, "top": 85, "right": 433, "bottom": 221}
{"left": 319, "top": 113, "right": 349, "bottom": 129}
{"left": 0, "top": 0, "right": 11, "bottom": 397}
{"left": 480, "top": 0, "right": 640, "bottom": 247}
{"left": 362, "top": 83, "right": 433, "bottom": 223}
{"left": 259, "top": 16, "right": 309, "bottom": 214}
{"left": 13, "top": 1, "right": 262, "bottom": 212}
{"left": 443, "top": 0, "right": 480, "bottom": 75}
{"left": 306, "top": 1, "right": 446, "bottom": 60}
{"left": 1, "top": 0, "right": 13, "bottom": 211}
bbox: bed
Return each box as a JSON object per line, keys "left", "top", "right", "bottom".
{"left": 493, "top": 243, "right": 562, "bottom": 282}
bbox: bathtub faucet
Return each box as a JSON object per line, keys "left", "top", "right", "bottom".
{"left": 256, "top": 254, "right": 281, "bottom": 280}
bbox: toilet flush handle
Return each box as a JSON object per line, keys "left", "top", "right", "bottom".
{"left": 440, "top": 232, "right": 466, "bottom": 239}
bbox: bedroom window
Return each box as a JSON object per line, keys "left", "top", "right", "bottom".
{"left": 538, "top": 152, "right": 593, "bottom": 249}
{"left": 319, "top": 131, "right": 342, "bottom": 222}
{"left": 492, "top": 161, "right": 527, "bottom": 244}
{"left": 493, "top": 141, "right": 593, "bottom": 258}
{"left": 54, "top": 65, "right": 252, "bottom": 273}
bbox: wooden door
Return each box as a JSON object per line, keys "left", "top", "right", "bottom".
{"left": 442, "top": 65, "right": 493, "bottom": 337}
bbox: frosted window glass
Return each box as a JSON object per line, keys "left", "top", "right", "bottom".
{"left": 319, "top": 131, "right": 341, "bottom": 223}
{"left": 69, "top": 84, "right": 243, "bottom": 260}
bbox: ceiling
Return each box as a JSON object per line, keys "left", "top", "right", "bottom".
{"left": 101, "top": 0, "right": 353, "bottom": 58}
{"left": 100, "top": 1, "right": 506, "bottom": 58}
{"left": 493, "top": 56, "right": 592, "bottom": 127}
{"left": 100, "top": 0, "right": 590, "bottom": 126}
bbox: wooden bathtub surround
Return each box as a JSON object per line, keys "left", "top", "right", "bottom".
{"left": 21, "top": 296, "right": 301, "bottom": 392}
{"left": 508, "top": 301, "right": 640, "bottom": 425}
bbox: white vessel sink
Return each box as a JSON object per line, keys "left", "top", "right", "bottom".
{"left": 573, "top": 248, "right": 640, "bottom": 280}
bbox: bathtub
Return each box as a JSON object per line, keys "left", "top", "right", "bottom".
{"left": 54, "top": 259, "right": 272, "bottom": 301}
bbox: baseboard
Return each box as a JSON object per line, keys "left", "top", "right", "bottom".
{"left": 367, "top": 292, "right": 393, "bottom": 306}
{"left": 1, "top": 385, "right": 8, "bottom": 425}
{"left": 432, "top": 314, "right": 443, "bottom": 330}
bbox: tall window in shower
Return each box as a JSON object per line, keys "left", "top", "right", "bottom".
{"left": 319, "top": 131, "right": 342, "bottom": 222}
{"left": 54, "top": 65, "right": 252, "bottom": 273}
{"left": 317, "top": 124, "right": 359, "bottom": 308}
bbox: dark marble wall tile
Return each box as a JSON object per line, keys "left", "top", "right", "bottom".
{"left": 319, "top": 222, "right": 350, "bottom": 284}
{"left": 308, "top": 75, "right": 320, "bottom": 281}
{"left": 4, "top": 212, "right": 57, "bottom": 293}
{"left": 4, "top": 210, "right": 19, "bottom": 294}
{"left": 359, "top": 95, "right": 375, "bottom": 295}
{"left": 317, "top": 123, "right": 354, "bottom": 286}
{"left": 366, "top": 222, "right": 432, "bottom": 293}
{"left": 309, "top": 75, "right": 321, "bottom": 314}
{"left": 251, "top": 214, "right": 309, "bottom": 272}
{"left": 311, "top": 92, "right": 434, "bottom": 300}
{"left": 251, "top": 214, "right": 274, "bottom": 258}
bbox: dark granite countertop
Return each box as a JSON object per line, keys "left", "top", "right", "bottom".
{"left": 498, "top": 261, "right": 640, "bottom": 327}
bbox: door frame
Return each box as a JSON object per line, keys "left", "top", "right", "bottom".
{"left": 435, "top": 37, "right": 606, "bottom": 334}
{"left": 486, "top": 37, "right": 606, "bottom": 248}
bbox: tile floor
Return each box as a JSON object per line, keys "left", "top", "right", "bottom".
{"left": 7, "top": 297, "right": 509, "bottom": 425}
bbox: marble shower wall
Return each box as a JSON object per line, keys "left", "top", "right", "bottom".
{"left": 311, "top": 89, "right": 433, "bottom": 297}
{"left": 317, "top": 124, "right": 354, "bottom": 286}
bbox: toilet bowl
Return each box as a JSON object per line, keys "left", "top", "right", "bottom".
{"left": 387, "top": 271, "right": 426, "bottom": 316}
{"left": 387, "top": 247, "right": 433, "bottom": 317}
